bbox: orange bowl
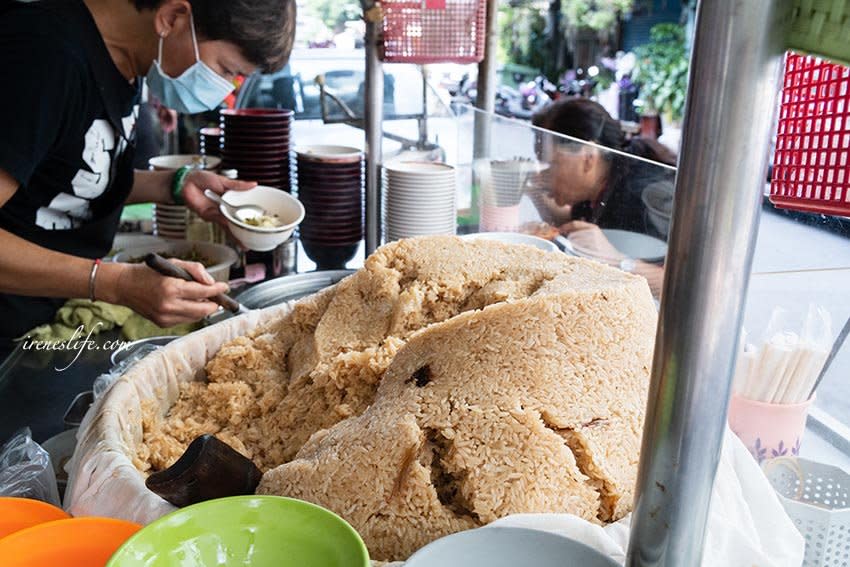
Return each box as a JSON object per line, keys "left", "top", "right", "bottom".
{"left": 0, "top": 517, "right": 141, "bottom": 567}
{"left": 0, "top": 497, "right": 69, "bottom": 540}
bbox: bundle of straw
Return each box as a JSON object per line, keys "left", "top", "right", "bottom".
{"left": 733, "top": 307, "right": 831, "bottom": 404}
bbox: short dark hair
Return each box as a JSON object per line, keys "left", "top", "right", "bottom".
{"left": 132, "top": 0, "right": 296, "bottom": 73}
{"left": 533, "top": 98, "right": 676, "bottom": 166}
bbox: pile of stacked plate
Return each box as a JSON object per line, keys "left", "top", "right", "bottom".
{"left": 384, "top": 162, "right": 456, "bottom": 241}
{"left": 295, "top": 145, "right": 364, "bottom": 270}
{"left": 199, "top": 127, "right": 222, "bottom": 157}
{"left": 220, "top": 109, "right": 293, "bottom": 191}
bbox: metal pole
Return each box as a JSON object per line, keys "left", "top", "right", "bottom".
{"left": 362, "top": 1, "right": 384, "bottom": 254}
{"left": 626, "top": 1, "right": 787, "bottom": 565}
{"left": 473, "top": 0, "right": 498, "bottom": 159}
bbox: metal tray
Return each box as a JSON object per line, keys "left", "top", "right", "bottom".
{"left": 206, "top": 270, "right": 354, "bottom": 325}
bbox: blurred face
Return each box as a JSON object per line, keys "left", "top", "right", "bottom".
{"left": 546, "top": 142, "right": 608, "bottom": 207}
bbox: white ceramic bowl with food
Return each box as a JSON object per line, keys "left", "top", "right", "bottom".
{"left": 462, "top": 232, "right": 559, "bottom": 253}
{"left": 220, "top": 185, "right": 305, "bottom": 252}
{"left": 112, "top": 241, "right": 239, "bottom": 282}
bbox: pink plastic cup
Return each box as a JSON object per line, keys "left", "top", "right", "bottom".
{"left": 480, "top": 204, "right": 521, "bottom": 232}
{"left": 728, "top": 394, "right": 814, "bottom": 463}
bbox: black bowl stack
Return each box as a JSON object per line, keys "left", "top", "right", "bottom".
{"left": 220, "top": 109, "right": 293, "bottom": 191}
{"left": 295, "top": 145, "right": 364, "bottom": 270}
{"left": 199, "top": 127, "right": 222, "bottom": 157}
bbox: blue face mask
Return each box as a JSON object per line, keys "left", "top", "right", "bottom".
{"left": 145, "top": 14, "right": 234, "bottom": 114}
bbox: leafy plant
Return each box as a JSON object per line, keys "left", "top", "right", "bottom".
{"left": 562, "top": 0, "right": 634, "bottom": 31}
{"left": 633, "top": 23, "right": 690, "bottom": 123}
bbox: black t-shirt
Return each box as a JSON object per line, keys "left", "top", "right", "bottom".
{"left": 0, "top": 0, "right": 139, "bottom": 343}
{"left": 573, "top": 160, "right": 674, "bottom": 240}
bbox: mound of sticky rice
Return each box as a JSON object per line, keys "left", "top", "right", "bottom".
{"left": 136, "top": 235, "right": 656, "bottom": 561}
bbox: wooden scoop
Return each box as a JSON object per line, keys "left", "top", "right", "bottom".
{"left": 145, "top": 435, "right": 263, "bottom": 508}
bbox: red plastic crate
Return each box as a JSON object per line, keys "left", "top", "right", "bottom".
{"left": 380, "top": 0, "right": 486, "bottom": 64}
{"left": 770, "top": 52, "right": 850, "bottom": 216}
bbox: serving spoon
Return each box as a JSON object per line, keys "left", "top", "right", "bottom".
{"left": 203, "top": 189, "right": 265, "bottom": 221}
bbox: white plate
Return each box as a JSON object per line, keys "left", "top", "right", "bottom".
{"left": 385, "top": 183, "right": 456, "bottom": 192}
{"left": 385, "top": 200, "right": 456, "bottom": 210}
{"left": 405, "top": 527, "right": 619, "bottom": 567}
{"left": 383, "top": 161, "right": 454, "bottom": 174}
{"left": 602, "top": 229, "right": 667, "bottom": 262}
{"left": 462, "top": 232, "right": 558, "bottom": 252}
{"left": 386, "top": 209, "right": 455, "bottom": 220}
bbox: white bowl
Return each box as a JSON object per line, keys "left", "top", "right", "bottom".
{"left": 219, "top": 186, "right": 305, "bottom": 252}
{"left": 148, "top": 154, "right": 221, "bottom": 171}
{"left": 405, "top": 527, "right": 619, "bottom": 567}
{"left": 462, "top": 232, "right": 559, "bottom": 253}
{"left": 112, "top": 241, "right": 239, "bottom": 282}
{"left": 295, "top": 145, "right": 363, "bottom": 163}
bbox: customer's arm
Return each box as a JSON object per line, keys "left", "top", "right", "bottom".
{"left": 560, "top": 220, "right": 664, "bottom": 298}
{"left": 0, "top": 169, "right": 228, "bottom": 327}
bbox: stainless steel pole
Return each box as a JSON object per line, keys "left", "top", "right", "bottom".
{"left": 362, "top": 1, "right": 384, "bottom": 254}
{"left": 473, "top": 0, "right": 498, "bottom": 159}
{"left": 626, "top": 1, "right": 787, "bottom": 565}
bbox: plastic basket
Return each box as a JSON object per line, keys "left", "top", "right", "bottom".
{"left": 764, "top": 457, "right": 850, "bottom": 566}
{"left": 769, "top": 52, "right": 850, "bottom": 216}
{"left": 786, "top": 0, "right": 850, "bottom": 67}
{"left": 380, "top": 0, "right": 486, "bottom": 64}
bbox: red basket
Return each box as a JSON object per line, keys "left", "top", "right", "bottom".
{"left": 770, "top": 52, "right": 850, "bottom": 216}
{"left": 380, "top": 0, "right": 486, "bottom": 64}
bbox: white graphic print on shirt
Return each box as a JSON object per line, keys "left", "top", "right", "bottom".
{"left": 35, "top": 109, "right": 137, "bottom": 230}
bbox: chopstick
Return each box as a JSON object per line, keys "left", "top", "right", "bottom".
{"left": 144, "top": 253, "right": 245, "bottom": 314}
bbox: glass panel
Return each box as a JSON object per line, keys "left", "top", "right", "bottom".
{"left": 448, "top": 104, "right": 676, "bottom": 298}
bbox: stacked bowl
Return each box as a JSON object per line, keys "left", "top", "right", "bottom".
{"left": 295, "top": 145, "right": 364, "bottom": 270}
{"left": 199, "top": 127, "right": 222, "bottom": 157}
{"left": 148, "top": 154, "right": 221, "bottom": 239}
{"left": 384, "top": 162, "right": 456, "bottom": 241}
{"left": 220, "top": 109, "right": 293, "bottom": 191}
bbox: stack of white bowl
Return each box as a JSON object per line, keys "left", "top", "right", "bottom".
{"left": 384, "top": 161, "right": 456, "bottom": 241}
{"left": 148, "top": 154, "right": 221, "bottom": 239}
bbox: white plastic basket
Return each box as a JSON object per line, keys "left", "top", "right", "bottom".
{"left": 763, "top": 457, "right": 850, "bottom": 566}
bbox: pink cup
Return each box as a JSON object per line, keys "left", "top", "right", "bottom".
{"left": 480, "top": 204, "right": 521, "bottom": 232}
{"left": 728, "top": 394, "right": 814, "bottom": 463}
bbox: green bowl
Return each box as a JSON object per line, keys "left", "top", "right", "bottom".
{"left": 106, "top": 496, "right": 370, "bottom": 567}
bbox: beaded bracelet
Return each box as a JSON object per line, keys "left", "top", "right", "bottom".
{"left": 170, "top": 165, "right": 193, "bottom": 205}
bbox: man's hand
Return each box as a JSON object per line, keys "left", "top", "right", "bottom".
{"left": 182, "top": 170, "right": 256, "bottom": 227}
{"left": 102, "top": 260, "right": 229, "bottom": 328}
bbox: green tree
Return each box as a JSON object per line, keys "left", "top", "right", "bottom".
{"left": 304, "top": 0, "right": 361, "bottom": 33}
{"left": 562, "top": 0, "right": 633, "bottom": 31}
{"left": 633, "top": 23, "right": 690, "bottom": 122}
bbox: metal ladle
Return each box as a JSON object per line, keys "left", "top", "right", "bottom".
{"left": 203, "top": 189, "right": 265, "bottom": 222}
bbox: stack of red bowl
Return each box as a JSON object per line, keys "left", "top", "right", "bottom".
{"left": 220, "top": 109, "right": 293, "bottom": 191}
{"left": 295, "top": 145, "right": 364, "bottom": 270}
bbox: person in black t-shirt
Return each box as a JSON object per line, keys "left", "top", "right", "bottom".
{"left": 0, "top": 0, "right": 296, "bottom": 355}
{"left": 530, "top": 98, "right": 677, "bottom": 296}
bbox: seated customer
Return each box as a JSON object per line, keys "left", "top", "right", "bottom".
{"left": 530, "top": 98, "right": 677, "bottom": 296}
{"left": 531, "top": 98, "right": 676, "bottom": 238}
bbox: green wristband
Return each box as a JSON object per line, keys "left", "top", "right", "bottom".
{"left": 170, "top": 165, "right": 193, "bottom": 205}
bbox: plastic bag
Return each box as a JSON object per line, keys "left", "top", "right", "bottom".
{"left": 0, "top": 427, "right": 61, "bottom": 506}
